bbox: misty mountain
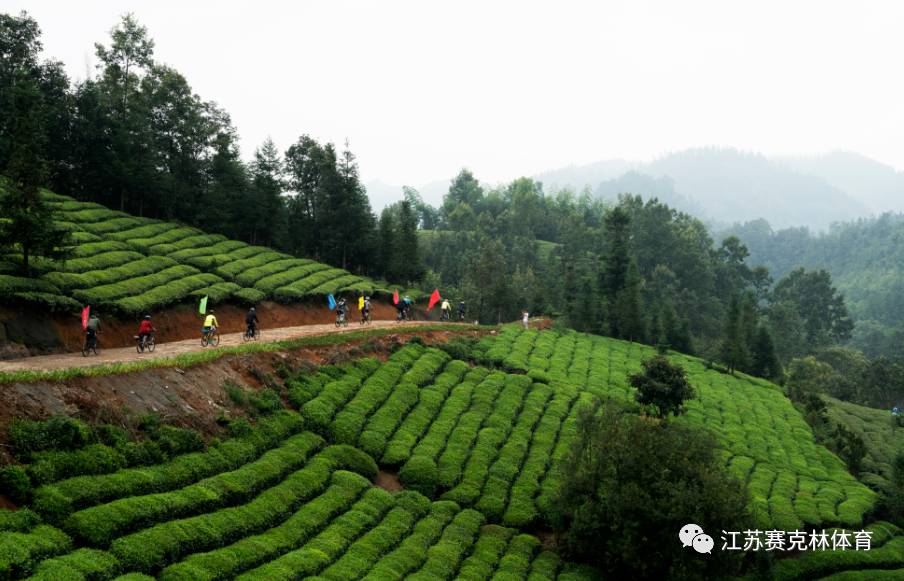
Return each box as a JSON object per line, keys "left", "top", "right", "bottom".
{"left": 778, "top": 151, "right": 904, "bottom": 214}
{"left": 532, "top": 148, "right": 886, "bottom": 230}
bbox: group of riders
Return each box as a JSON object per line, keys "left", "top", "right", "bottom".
{"left": 82, "top": 295, "right": 466, "bottom": 354}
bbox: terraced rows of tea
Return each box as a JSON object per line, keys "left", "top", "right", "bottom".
{"left": 0, "top": 408, "right": 595, "bottom": 580}
{"left": 0, "top": 190, "right": 376, "bottom": 314}
{"left": 1, "top": 327, "right": 895, "bottom": 579}
{"left": 472, "top": 327, "right": 877, "bottom": 532}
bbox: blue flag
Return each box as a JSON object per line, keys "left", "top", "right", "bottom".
{"left": 328, "top": 294, "right": 336, "bottom": 310}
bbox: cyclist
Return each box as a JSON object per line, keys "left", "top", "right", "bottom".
{"left": 86, "top": 312, "right": 101, "bottom": 349}
{"left": 336, "top": 297, "right": 348, "bottom": 324}
{"left": 396, "top": 298, "right": 406, "bottom": 322}
{"left": 440, "top": 298, "right": 451, "bottom": 321}
{"left": 458, "top": 300, "right": 466, "bottom": 321}
{"left": 138, "top": 315, "right": 155, "bottom": 347}
{"left": 362, "top": 296, "right": 372, "bottom": 322}
{"left": 403, "top": 295, "right": 413, "bottom": 320}
{"left": 245, "top": 307, "right": 259, "bottom": 337}
{"left": 203, "top": 310, "right": 219, "bottom": 340}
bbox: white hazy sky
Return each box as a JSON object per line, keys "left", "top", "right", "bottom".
{"left": 4, "top": 0, "right": 904, "bottom": 187}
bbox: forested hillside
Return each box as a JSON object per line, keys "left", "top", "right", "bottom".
{"left": 722, "top": 214, "right": 904, "bottom": 359}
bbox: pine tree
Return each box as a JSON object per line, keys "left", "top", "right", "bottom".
{"left": 376, "top": 208, "right": 396, "bottom": 280}
{"left": 613, "top": 260, "right": 646, "bottom": 342}
{"left": 719, "top": 296, "right": 748, "bottom": 374}
{"left": 392, "top": 200, "right": 424, "bottom": 284}
{"left": 750, "top": 325, "right": 782, "bottom": 380}
{"left": 600, "top": 206, "right": 631, "bottom": 333}
{"left": 249, "top": 138, "right": 286, "bottom": 247}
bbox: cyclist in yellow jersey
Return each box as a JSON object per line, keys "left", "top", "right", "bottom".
{"left": 203, "top": 310, "right": 219, "bottom": 335}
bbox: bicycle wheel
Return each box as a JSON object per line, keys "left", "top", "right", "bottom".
{"left": 201, "top": 334, "right": 208, "bottom": 347}
{"left": 82, "top": 343, "right": 89, "bottom": 357}
{"left": 253, "top": 329, "right": 260, "bottom": 341}
{"left": 211, "top": 332, "right": 220, "bottom": 346}
{"left": 148, "top": 337, "right": 156, "bottom": 352}
{"left": 136, "top": 341, "right": 143, "bottom": 354}
{"left": 242, "top": 330, "right": 250, "bottom": 342}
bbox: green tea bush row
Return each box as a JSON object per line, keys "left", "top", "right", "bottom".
{"left": 149, "top": 234, "right": 228, "bottom": 255}
{"left": 80, "top": 217, "right": 146, "bottom": 235}
{"left": 215, "top": 251, "right": 287, "bottom": 280}
{"left": 26, "top": 444, "right": 127, "bottom": 487}
{"left": 32, "top": 411, "right": 304, "bottom": 519}
{"left": 44, "top": 256, "right": 178, "bottom": 291}
{"left": 233, "top": 257, "right": 307, "bottom": 285}
{"left": 232, "top": 287, "right": 266, "bottom": 305}
{"left": 67, "top": 230, "right": 103, "bottom": 244}
{"left": 473, "top": 384, "right": 553, "bottom": 520}
{"left": 60, "top": 208, "right": 123, "bottom": 224}
{"left": 439, "top": 375, "right": 532, "bottom": 496}
{"left": 503, "top": 385, "right": 579, "bottom": 527}
{"left": 158, "top": 471, "right": 374, "bottom": 581}
{"left": 63, "top": 432, "right": 324, "bottom": 546}
{"left": 535, "top": 392, "right": 596, "bottom": 517}
{"left": 361, "top": 500, "right": 458, "bottom": 580}
{"left": 67, "top": 240, "right": 132, "bottom": 259}
{"left": 109, "top": 446, "right": 376, "bottom": 572}
{"left": 407, "top": 508, "right": 485, "bottom": 580}
{"left": 381, "top": 362, "right": 478, "bottom": 465}
{"left": 190, "top": 282, "right": 241, "bottom": 303}
{"left": 113, "top": 273, "right": 223, "bottom": 313}
{"left": 0, "top": 508, "right": 40, "bottom": 533}
{"left": 73, "top": 265, "right": 200, "bottom": 303}
{"left": 435, "top": 373, "right": 513, "bottom": 489}
{"left": 22, "top": 548, "right": 120, "bottom": 581}
{"left": 63, "top": 251, "right": 145, "bottom": 274}
{"left": 234, "top": 485, "right": 397, "bottom": 580}
{"left": 121, "top": 227, "right": 201, "bottom": 251}
{"left": 0, "top": 524, "right": 72, "bottom": 579}
{"left": 456, "top": 524, "right": 513, "bottom": 579}
{"left": 168, "top": 240, "right": 246, "bottom": 262}
{"left": 501, "top": 330, "right": 539, "bottom": 372}
{"left": 98, "top": 222, "right": 176, "bottom": 241}
{"left": 300, "top": 358, "right": 385, "bottom": 432}
{"left": 329, "top": 347, "right": 426, "bottom": 445}
{"left": 308, "top": 273, "right": 367, "bottom": 296}
{"left": 9, "top": 416, "right": 93, "bottom": 461}
{"left": 771, "top": 522, "right": 904, "bottom": 581}
{"left": 0, "top": 275, "right": 59, "bottom": 295}
{"left": 253, "top": 262, "right": 333, "bottom": 293}
{"left": 271, "top": 268, "right": 348, "bottom": 299}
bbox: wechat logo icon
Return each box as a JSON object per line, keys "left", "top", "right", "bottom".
{"left": 680, "top": 524, "right": 713, "bottom": 554}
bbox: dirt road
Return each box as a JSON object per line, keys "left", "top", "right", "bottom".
{"left": 0, "top": 319, "right": 459, "bottom": 373}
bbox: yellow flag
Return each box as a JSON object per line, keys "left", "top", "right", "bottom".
{"left": 358, "top": 296, "right": 365, "bottom": 310}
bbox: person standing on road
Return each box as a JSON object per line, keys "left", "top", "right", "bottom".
{"left": 522, "top": 310, "right": 529, "bottom": 329}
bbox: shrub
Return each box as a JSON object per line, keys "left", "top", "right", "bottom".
{"left": 26, "top": 445, "right": 127, "bottom": 486}
{"left": 399, "top": 456, "right": 439, "bottom": 497}
{"left": 153, "top": 425, "right": 205, "bottom": 457}
{"left": 9, "top": 416, "right": 94, "bottom": 460}
{"left": 0, "top": 465, "right": 32, "bottom": 504}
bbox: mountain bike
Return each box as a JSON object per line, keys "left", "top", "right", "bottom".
{"left": 82, "top": 333, "right": 99, "bottom": 357}
{"left": 441, "top": 309, "right": 450, "bottom": 322}
{"left": 201, "top": 327, "right": 220, "bottom": 347}
{"left": 243, "top": 325, "right": 260, "bottom": 342}
{"left": 360, "top": 310, "right": 371, "bottom": 325}
{"left": 335, "top": 311, "right": 348, "bottom": 327}
{"left": 136, "top": 333, "right": 156, "bottom": 353}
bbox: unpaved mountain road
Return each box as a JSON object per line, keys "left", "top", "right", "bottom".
{"left": 0, "top": 320, "right": 464, "bottom": 373}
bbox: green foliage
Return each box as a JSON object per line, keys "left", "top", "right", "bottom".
{"left": 550, "top": 402, "right": 749, "bottom": 580}
{"left": 9, "top": 416, "right": 93, "bottom": 461}
{"left": 0, "top": 465, "right": 32, "bottom": 504}
{"left": 629, "top": 355, "right": 695, "bottom": 418}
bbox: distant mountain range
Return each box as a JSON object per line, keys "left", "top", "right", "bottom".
{"left": 367, "top": 148, "right": 904, "bottom": 230}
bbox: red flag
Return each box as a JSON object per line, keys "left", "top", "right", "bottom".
{"left": 392, "top": 289, "right": 399, "bottom": 305}
{"left": 81, "top": 306, "right": 90, "bottom": 331}
{"left": 427, "top": 289, "right": 441, "bottom": 311}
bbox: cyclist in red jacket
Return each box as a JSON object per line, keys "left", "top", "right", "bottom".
{"left": 138, "top": 315, "right": 156, "bottom": 345}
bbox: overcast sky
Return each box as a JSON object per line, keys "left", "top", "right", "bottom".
{"left": 4, "top": 0, "right": 903, "bottom": 189}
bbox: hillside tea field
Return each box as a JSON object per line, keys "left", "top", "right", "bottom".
{"left": 472, "top": 327, "right": 877, "bottom": 531}
{"left": 0, "top": 326, "right": 896, "bottom": 580}
{"left": 0, "top": 190, "right": 377, "bottom": 314}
